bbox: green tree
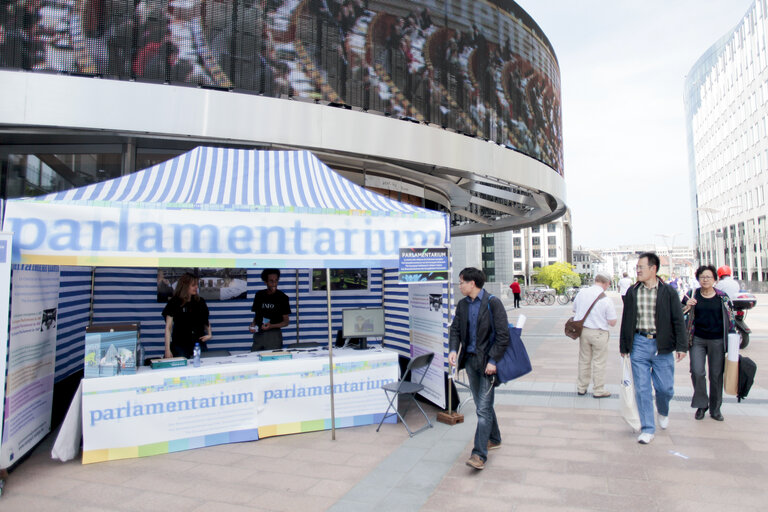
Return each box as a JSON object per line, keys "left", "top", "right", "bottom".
{"left": 535, "top": 262, "right": 581, "bottom": 293}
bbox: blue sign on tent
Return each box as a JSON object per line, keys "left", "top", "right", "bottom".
{"left": 398, "top": 248, "right": 449, "bottom": 283}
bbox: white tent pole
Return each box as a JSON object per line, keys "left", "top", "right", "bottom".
{"left": 326, "top": 268, "right": 336, "bottom": 440}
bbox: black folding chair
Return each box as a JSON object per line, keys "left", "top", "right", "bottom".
{"left": 376, "top": 352, "right": 435, "bottom": 436}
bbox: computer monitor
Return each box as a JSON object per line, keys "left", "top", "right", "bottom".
{"left": 342, "top": 307, "right": 385, "bottom": 337}
{"left": 340, "top": 307, "right": 385, "bottom": 349}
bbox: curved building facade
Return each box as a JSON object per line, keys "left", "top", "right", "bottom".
{"left": 0, "top": 0, "right": 565, "bottom": 233}
{"left": 685, "top": 0, "right": 768, "bottom": 289}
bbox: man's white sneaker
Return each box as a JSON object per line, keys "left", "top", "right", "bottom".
{"left": 637, "top": 433, "right": 655, "bottom": 444}
{"left": 658, "top": 415, "right": 669, "bottom": 430}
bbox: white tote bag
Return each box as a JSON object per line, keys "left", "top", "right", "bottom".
{"left": 620, "top": 356, "right": 641, "bottom": 432}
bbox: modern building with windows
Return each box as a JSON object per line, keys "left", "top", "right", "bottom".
{"left": 1, "top": 0, "right": 565, "bottom": 235}
{"left": 685, "top": 0, "right": 768, "bottom": 290}
{"left": 451, "top": 212, "right": 572, "bottom": 287}
{"left": 0, "top": 1, "right": 566, "bottom": 381}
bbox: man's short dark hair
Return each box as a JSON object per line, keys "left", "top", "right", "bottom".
{"left": 695, "top": 264, "right": 717, "bottom": 280}
{"left": 261, "top": 268, "right": 280, "bottom": 281}
{"left": 459, "top": 267, "right": 485, "bottom": 288}
{"left": 638, "top": 252, "right": 660, "bottom": 272}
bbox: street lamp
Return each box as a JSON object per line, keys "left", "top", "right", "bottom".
{"left": 655, "top": 233, "right": 680, "bottom": 279}
{"left": 696, "top": 206, "right": 739, "bottom": 269}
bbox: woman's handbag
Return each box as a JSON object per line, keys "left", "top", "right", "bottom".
{"left": 620, "top": 356, "right": 641, "bottom": 432}
{"left": 683, "top": 290, "right": 696, "bottom": 347}
{"left": 724, "top": 333, "right": 741, "bottom": 395}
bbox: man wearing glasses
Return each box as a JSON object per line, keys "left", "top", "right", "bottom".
{"left": 620, "top": 252, "right": 687, "bottom": 444}
{"left": 448, "top": 268, "right": 510, "bottom": 470}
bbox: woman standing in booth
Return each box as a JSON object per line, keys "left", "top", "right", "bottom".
{"left": 682, "top": 265, "right": 735, "bottom": 422}
{"left": 250, "top": 269, "right": 291, "bottom": 351}
{"left": 162, "top": 273, "right": 213, "bottom": 358}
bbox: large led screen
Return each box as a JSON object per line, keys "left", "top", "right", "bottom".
{"left": 0, "top": 0, "right": 562, "bottom": 175}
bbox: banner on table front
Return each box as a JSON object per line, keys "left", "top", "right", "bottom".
{"left": 256, "top": 356, "right": 398, "bottom": 436}
{"left": 82, "top": 368, "right": 261, "bottom": 451}
{"left": 4, "top": 202, "right": 447, "bottom": 268}
{"left": 408, "top": 283, "right": 447, "bottom": 409}
{"left": 1, "top": 264, "right": 59, "bottom": 467}
{"left": 80, "top": 351, "right": 399, "bottom": 463}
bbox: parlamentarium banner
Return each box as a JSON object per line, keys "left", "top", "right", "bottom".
{"left": 4, "top": 202, "right": 447, "bottom": 269}
{"left": 81, "top": 350, "right": 398, "bottom": 464}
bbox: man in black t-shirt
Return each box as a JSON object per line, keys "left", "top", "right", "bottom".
{"left": 250, "top": 269, "right": 291, "bottom": 351}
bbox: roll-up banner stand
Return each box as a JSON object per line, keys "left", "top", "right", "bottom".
{"left": 1, "top": 258, "right": 60, "bottom": 467}
{"left": 0, "top": 233, "right": 12, "bottom": 468}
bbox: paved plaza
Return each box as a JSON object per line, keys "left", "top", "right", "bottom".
{"left": 2, "top": 293, "right": 768, "bottom": 511}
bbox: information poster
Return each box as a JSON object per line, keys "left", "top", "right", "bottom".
{"left": 399, "top": 248, "right": 449, "bottom": 283}
{"left": 408, "top": 283, "right": 447, "bottom": 408}
{"left": 1, "top": 265, "right": 60, "bottom": 467}
{"left": 0, "top": 233, "right": 12, "bottom": 467}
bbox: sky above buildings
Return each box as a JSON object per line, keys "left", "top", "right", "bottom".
{"left": 518, "top": 0, "right": 753, "bottom": 250}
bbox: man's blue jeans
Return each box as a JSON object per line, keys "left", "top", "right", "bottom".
{"left": 465, "top": 353, "right": 501, "bottom": 461}
{"left": 630, "top": 334, "right": 675, "bottom": 434}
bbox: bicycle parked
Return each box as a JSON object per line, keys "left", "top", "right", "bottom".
{"left": 523, "top": 287, "right": 556, "bottom": 306}
{"left": 556, "top": 287, "right": 579, "bottom": 305}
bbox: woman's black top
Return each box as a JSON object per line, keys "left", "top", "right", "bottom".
{"left": 162, "top": 296, "right": 210, "bottom": 355}
{"left": 692, "top": 291, "right": 723, "bottom": 340}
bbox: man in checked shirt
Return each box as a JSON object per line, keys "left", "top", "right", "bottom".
{"left": 620, "top": 252, "right": 688, "bottom": 444}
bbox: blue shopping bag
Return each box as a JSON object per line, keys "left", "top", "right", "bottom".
{"left": 487, "top": 295, "right": 532, "bottom": 384}
{"left": 495, "top": 324, "right": 532, "bottom": 384}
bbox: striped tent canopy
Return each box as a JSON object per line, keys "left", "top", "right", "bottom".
{"left": 41, "top": 147, "right": 433, "bottom": 214}
{"left": 4, "top": 147, "right": 449, "bottom": 268}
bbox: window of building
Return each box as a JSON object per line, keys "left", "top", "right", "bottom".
{"left": 514, "top": 262, "right": 522, "bottom": 271}
{"left": 513, "top": 249, "right": 521, "bottom": 258}
{"left": 532, "top": 262, "right": 541, "bottom": 269}
{"left": 532, "top": 237, "right": 540, "bottom": 246}
{"left": 2, "top": 149, "right": 124, "bottom": 198}
{"left": 531, "top": 226, "right": 540, "bottom": 233}
{"left": 548, "top": 236, "right": 556, "bottom": 245}
{"left": 547, "top": 223, "right": 556, "bottom": 232}
{"left": 532, "top": 249, "right": 540, "bottom": 258}
{"left": 513, "top": 237, "right": 521, "bottom": 246}
{"left": 548, "top": 248, "right": 557, "bottom": 257}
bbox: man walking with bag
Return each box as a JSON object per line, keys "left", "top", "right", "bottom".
{"left": 574, "top": 273, "right": 617, "bottom": 398}
{"left": 620, "top": 252, "right": 687, "bottom": 444}
{"left": 449, "top": 268, "right": 510, "bottom": 470}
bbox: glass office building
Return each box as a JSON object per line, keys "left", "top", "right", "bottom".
{"left": 0, "top": 0, "right": 566, "bottom": 235}
{"left": 685, "top": 0, "right": 768, "bottom": 290}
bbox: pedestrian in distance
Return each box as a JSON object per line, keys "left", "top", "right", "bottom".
{"left": 715, "top": 265, "right": 740, "bottom": 299}
{"left": 573, "top": 273, "right": 617, "bottom": 398}
{"left": 510, "top": 279, "right": 522, "bottom": 308}
{"left": 619, "top": 252, "right": 687, "bottom": 445}
{"left": 682, "top": 265, "right": 735, "bottom": 422}
{"left": 618, "top": 272, "right": 633, "bottom": 302}
{"left": 449, "top": 268, "right": 510, "bottom": 470}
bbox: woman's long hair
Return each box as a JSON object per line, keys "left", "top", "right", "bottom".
{"left": 173, "top": 273, "right": 199, "bottom": 303}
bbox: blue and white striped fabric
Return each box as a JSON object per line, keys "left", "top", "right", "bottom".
{"left": 41, "top": 147, "right": 433, "bottom": 215}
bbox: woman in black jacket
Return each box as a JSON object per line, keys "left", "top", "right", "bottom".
{"left": 682, "top": 265, "right": 735, "bottom": 421}
{"left": 162, "top": 273, "right": 212, "bottom": 358}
